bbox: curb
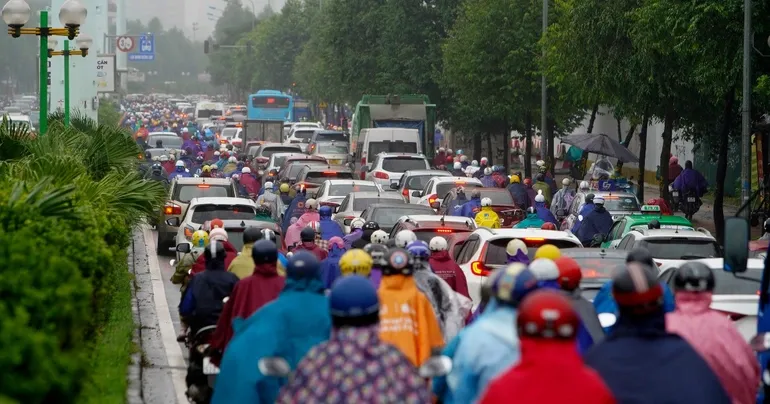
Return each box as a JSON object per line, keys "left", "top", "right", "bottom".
{"left": 126, "top": 231, "right": 144, "bottom": 404}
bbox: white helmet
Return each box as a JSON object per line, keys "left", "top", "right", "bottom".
{"left": 481, "top": 197, "right": 492, "bottom": 207}
{"left": 370, "top": 230, "right": 389, "bottom": 244}
{"left": 242, "top": 167, "right": 251, "bottom": 174}
{"left": 579, "top": 181, "right": 590, "bottom": 191}
{"left": 561, "top": 178, "right": 571, "bottom": 186}
{"left": 175, "top": 160, "right": 185, "bottom": 167}
{"left": 214, "top": 151, "right": 221, "bottom": 157}
{"left": 453, "top": 162, "right": 462, "bottom": 170}
{"left": 472, "top": 160, "right": 479, "bottom": 167}
{"left": 160, "top": 155, "right": 169, "bottom": 162}
{"left": 535, "top": 160, "right": 545, "bottom": 168}
{"left": 480, "top": 157, "right": 488, "bottom": 165}
{"left": 529, "top": 258, "right": 560, "bottom": 281}
{"left": 429, "top": 236, "right": 448, "bottom": 251}
{"left": 484, "top": 167, "right": 492, "bottom": 176}
{"left": 460, "top": 155, "right": 468, "bottom": 162}
{"left": 395, "top": 230, "right": 417, "bottom": 248}
{"left": 228, "top": 156, "right": 237, "bottom": 163}
{"left": 535, "top": 190, "right": 545, "bottom": 203}
{"left": 306, "top": 198, "right": 318, "bottom": 210}
{"left": 306, "top": 221, "right": 321, "bottom": 233}
{"left": 506, "top": 239, "right": 527, "bottom": 256}
{"left": 439, "top": 147, "right": 445, "bottom": 152}
{"left": 447, "top": 148, "right": 453, "bottom": 154}
{"left": 350, "top": 217, "right": 366, "bottom": 230}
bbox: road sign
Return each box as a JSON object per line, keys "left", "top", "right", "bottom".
{"left": 128, "top": 34, "right": 155, "bottom": 62}
{"left": 116, "top": 36, "right": 134, "bottom": 52}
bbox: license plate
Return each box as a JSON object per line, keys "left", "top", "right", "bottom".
{"left": 686, "top": 197, "right": 696, "bottom": 202}
{"left": 329, "top": 159, "right": 341, "bottom": 165}
{"left": 203, "top": 357, "right": 220, "bottom": 375}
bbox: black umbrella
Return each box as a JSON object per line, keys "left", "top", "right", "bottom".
{"left": 560, "top": 133, "right": 639, "bottom": 163}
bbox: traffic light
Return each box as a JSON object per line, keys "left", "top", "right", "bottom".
{"left": 204, "top": 40, "right": 210, "bottom": 54}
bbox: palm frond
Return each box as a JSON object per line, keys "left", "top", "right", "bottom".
{"left": 78, "top": 171, "right": 166, "bottom": 224}
{"left": 0, "top": 116, "right": 36, "bottom": 161}
{"left": 3, "top": 177, "right": 79, "bottom": 221}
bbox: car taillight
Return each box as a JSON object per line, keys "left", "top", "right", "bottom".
{"left": 402, "top": 188, "right": 410, "bottom": 198}
{"left": 164, "top": 203, "right": 182, "bottom": 215}
{"left": 428, "top": 194, "right": 438, "bottom": 205}
{"left": 471, "top": 261, "right": 490, "bottom": 276}
{"left": 184, "top": 226, "right": 195, "bottom": 240}
{"left": 373, "top": 171, "right": 389, "bottom": 179}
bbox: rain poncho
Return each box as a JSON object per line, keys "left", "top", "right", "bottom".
{"left": 508, "top": 183, "right": 530, "bottom": 210}
{"left": 429, "top": 250, "right": 470, "bottom": 298}
{"left": 378, "top": 274, "right": 444, "bottom": 367}
{"left": 343, "top": 228, "right": 363, "bottom": 249}
{"left": 569, "top": 292, "right": 605, "bottom": 354}
{"left": 507, "top": 249, "right": 530, "bottom": 264}
{"left": 190, "top": 241, "right": 239, "bottom": 276}
{"left": 576, "top": 206, "right": 613, "bottom": 245}
{"left": 179, "top": 253, "right": 239, "bottom": 332}
{"left": 481, "top": 174, "right": 496, "bottom": 188}
{"left": 222, "top": 162, "right": 238, "bottom": 175}
{"left": 525, "top": 184, "right": 536, "bottom": 207}
{"left": 227, "top": 243, "right": 256, "bottom": 279}
{"left": 480, "top": 338, "right": 616, "bottom": 404}
{"left": 535, "top": 201, "right": 558, "bottom": 227}
{"left": 584, "top": 310, "right": 730, "bottom": 404}
{"left": 413, "top": 264, "right": 473, "bottom": 342}
{"left": 592, "top": 280, "right": 675, "bottom": 333}
{"left": 551, "top": 187, "right": 576, "bottom": 217}
{"left": 447, "top": 303, "right": 520, "bottom": 403}
{"left": 474, "top": 206, "right": 501, "bottom": 228}
{"left": 666, "top": 291, "right": 760, "bottom": 404}
{"left": 319, "top": 208, "right": 344, "bottom": 239}
{"left": 447, "top": 192, "right": 469, "bottom": 215}
{"left": 168, "top": 167, "right": 191, "bottom": 181}
{"left": 239, "top": 173, "right": 260, "bottom": 197}
{"left": 515, "top": 212, "right": 545, "bottom": 229}
{"left": 672, "top": 168, "right": 709, "bottom": 197}
{"left": 459, "top": 197, "right": 482, "bottom": 219}
{"left": 319, "top": 244, "right": 345, "bottom": 289}
{"left": 277, "top": 325, "right": 431, "bottom": 403}
{"left": 532, "top": 181, "right": 552, "bottom": 205}
{"left": 256, "top": 189, "right": 280, "bottom": 221}
{"left": 211, "top": 273, "right": 331, "bottom": 404}
{"left": 571, "top": 202, "right": 595, "bottom": 233}
{"left": 281, "top": 193, "right": 308, "bottom": 234}
{"left": 285, "top": 212, "right": 321, "bottom": 249}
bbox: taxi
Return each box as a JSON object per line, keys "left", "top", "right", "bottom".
{"left": 600, "top": 204, "right": 694, "bottom": 248}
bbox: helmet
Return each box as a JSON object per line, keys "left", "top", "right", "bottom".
{"left": 669, "top": 155, "right": 679, "bottom": 165}
{"left": 242, "top": 167, "right": 251, "bottom": 174}
{"left": 339, "top": 249, "right": 374, "bottom": 277}
{"left": 202, "top": 165, "right": 211, "bottom": 172}
{"left": 363, "top": 221, "right": 380, "bottom": 232}
{"left": 673, "top": 261, "right": 715, "bottom": 292}
{"left": 447, "top": 148, "right": 453, "bottom": 154}
{"left": 472, "top": 160, "right": 479, "bottom": 167}
{"left": 523, "top": 178, "right": 532, "bottom": 186}
{"left": 554, "top": 256, "right": 581, "bottom": 291}
{"left": 242, "top": 226, "right": 263, "bottom": 244}
{"left": 210, "top": 219, "right": 224, "bottom": 229}
{"left": 439, "top": 147, "right": 445, "bottom": 152}
{"left": 445, "top": 156, "right": 453, "bottom": 163}
{"left": 363, "top": 243, "right": 388, "bottom": 262}
{"left": 429, "top": 237, "right": 448, "bottom": 251}
{"left": 370, "top": 230, "right": 389, "bottom": 244}
{"left": 593, "top": 196, "right": 605, "bottom": 205}
{"left": 306, "top": 221, "right": 321, "bottom": 233}
{"left": 209, "top": 227, "right": 228, "bottom": 241}
{"left": 204, "top": 240, "right": 226, "bottom": 264}
{"left": 561, "top": 178, "right": 571, "bottom": 186}
{"left": 160, "top": 155, "right": 169, "bottom": 162}
{"left": 648, "top": 219, "right": 661, "bottom": 229}
{"left": 461, "top": 155, "right": 468, "bottom": 162}
{"left": 228, "top": 156, "right": 237, "bottom": 163}
{"left": 350, "top": 218, "right": 366, "bottom": 230}
{"left": 319, "top": 205, "right": 333, "bottom": 218}
{"left": 214, "top": 151, "right": 221, "bottom": 157}
{"left": 286, "top": 251, "right": 321, "bottom": 279}
{"left": 264, "top": 181, "right": 274, "bottom": 190}
{"left": 540, "top": 222, "right": 557, "bottom": 230}
{"left": 191, "top": 230, "right": 209, "bottom": 248}
{"left": 536, "top": 160, "right": 545, "bottom": 168}
{"left": 584, "top": 193, "right": 594, "bottom": 204}
{"left": 534, "top": 244, "right": 561, "bottom": 260}
{"left": 381, "top": 248, "right": 413, "bottom": 276}
{"left": 279, "top": 183, "right": 290, "bottom": 193}
{"left": 175, "top": 160, "right": 185, "bottom": 168}
{"left": 764, "top": 218, "right": 770, "bottom": 233}
{"left": 626, "top": 247, "right": 656, "bottom": 268}
{"left": 329, "top": 275, "right": 379, "bottom": 318}
{"left": 579, "top": 181, "right": 590, "bottom": 191}
{"left": 529, "top": 258, "right": 560, "bottom": 282}
{"left": 506, "top": 239, "right": 527, "bottom": 256}
{"left": 535, "top": 190, "right": 545, "bottom": 203}
{"left": 481, "top": 197, "right": 492, "bottom": 207}
{"left": 453, "top": 162, "right": 462, "bottom": 170}
{"left": 406, "top": 240, "right": 430, "bottom": 258}
{"left": 251, "top": 239, "right": 278, "bottom": 264}
{"left": 300, "top": 227, "right": 316, "bottom": 242}
{"left": 306, "top": 199, "right": 318, "bottom": 210}
{"left": 612, "top": 262, "right": 663, "bottom": 314}
{"left": 510, "top": 174, "right": 520, "bottom": 184}
{"left": 484, "top": 167, "right": 492, "bottom": 176}
{"left": 257, "top": 228, "right": 277, "bottom": 244}
{"left": 517, "top": 290, "right": 579, "bottom": 340}
{"left": 480, "top": 157, "right": 488, "bottom": 165}
{"left": 328, "top": 236, "right": 345, "bottom": 250}
{"left": 394, "top": 230, "right": 417, "bottom": 248}
{"left": 488, "top": 263, "right": 539, "bottom": 306}
{"left": 470, "top": 189, "right": 481, "bottom": 199}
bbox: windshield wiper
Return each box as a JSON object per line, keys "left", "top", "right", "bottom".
{"left": 679, "top": 255, "right": 708, "bottom": 260}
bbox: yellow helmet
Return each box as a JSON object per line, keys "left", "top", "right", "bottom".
{"left": 191, "top": 230, "right": 209, "bottom": 248}
{"left": 279, "top": 183, "right": 290, "bottom": 193}
{"left": 202, "top": 165, "right": 211, "bottom": 172}
{"left": 510, "top": 174, "right": 521, "bottom": 184}
{"left": 339, "top": 249, "right": 373, "bottom": 277}
{"left": 534, "top": 244, "right": 561, "bottom": 261}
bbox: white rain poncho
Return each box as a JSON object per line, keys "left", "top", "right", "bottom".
{"left": 412, "top": 260, "right": 473, "bottom": 342}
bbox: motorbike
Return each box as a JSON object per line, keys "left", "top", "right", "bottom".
{"left": 186, "top": 324, "right": 219, "bottom": 404}
{"left": 669, "top": 187, "right": 681, "bottom": 213}
{"left": 679, "top": 190, "right": 700, "bottom": 221}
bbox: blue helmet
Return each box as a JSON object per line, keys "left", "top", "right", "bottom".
{"left": 319, "top": 205, "right": 333, "bottom": 218}
{"left": 381, "top": 248, "right": 413, "bottom": 276}
{"left": 251, "top": 239, "right": 278, "bottom": 265}
{"left": 406, "top": 240, "right": 430, "bottom": 259}
{"left": 286, "top": 251, "right": 320, "bottom": 279}
{"left": 329, "top": 275, "right": 379, "bottom": 318}
{"left": 488, "top": 263, "right": 539, "bottom": 307}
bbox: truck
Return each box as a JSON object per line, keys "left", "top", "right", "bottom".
{"left": 241, "top": 120, "right": 283, "bottom": 149}
{"left": 350, "top": 94, "right": 437, "bottom": 159}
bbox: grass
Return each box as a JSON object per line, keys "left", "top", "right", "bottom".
{"left": 76, "top": 265, "right": 135, "bottom": 404}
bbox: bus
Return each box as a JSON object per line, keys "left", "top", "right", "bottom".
{"left": 247, "top": 90, "right": 293, "bottom": 122}
{"left": 292, "top": 98, "right": 312, "bottom": 121}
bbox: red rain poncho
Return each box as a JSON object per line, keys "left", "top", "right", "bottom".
{"left": 428, "top": 250, "right": 470, "bottom": 298}
{"left": 190, "top": 240, "right": 238, "bottom": 276}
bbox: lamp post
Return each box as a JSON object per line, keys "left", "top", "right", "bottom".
{"left": 47, "top": 33, "right": 91, "bottom": 126}
{"left": 1, "top": 0, "right": 87, "bottom": 135}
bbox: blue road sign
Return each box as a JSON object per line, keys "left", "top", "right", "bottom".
{"left": 129, "top": 34, "right": 155, "bottom": 62}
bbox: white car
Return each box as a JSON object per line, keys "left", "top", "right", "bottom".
{"left": 416, "top": 177, "right": 483, "bottom": 208}
{"left": 613, "top": 227, "right": 720, "bottom": 268}
{"left": 658, "top": 258, "right": 761, "bottom": 342}
{"left": 364, "top": 152, "right": 430, "bottom": 191}
{"left": 453, "top": 228, "right": 583, "bottom": 305}
{"left": 314, "top": 179, "right": 383, "bottom": 208}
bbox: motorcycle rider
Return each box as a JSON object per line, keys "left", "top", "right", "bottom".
{"left": 363, "top": 243, "right": 388, "bottom": 287}
{"left": 666, "top": 262, "right": 759, "bottom": 404}
{"left": 352, "top": 221, "right": 381, "bottom": 249}
{"left": 344, "top": 217, "right": 366, "bottom": 248}
{"left": 190, "top": 227, "right": 239, "bottom": 276}
{"left": 428, "top": 237, "right": 470, "bottom": 298}
{"left": 227, "top": 226, "right": 266, "bottom": 279}
{"left": 507, "top": 174, "right": 530, "bottom": 210}
{"left": 528, "top": 257, "right": 561, "bottom": 289}
{"left": 281, "top": 190, "right": 308, "bottom": 234}
{"left": 168, "top": 160, "right": 191, "bottom": 181}
{"left": 451, "top": 161, "right": 466, "bottom": 177}
{"left": 534, "top": 191, "right": 559, "bottom": 227}
{"left": 672, "top": 160, "right": 709, "bottom": 201}
{"left": 238, "top": 167, "right": 260, "bottom": 198}
{"left": 515, "top": 207, "right": 546, "bottom": 229}
{"left": 212, "top": 252, "right": 331, "bottom": 404}
{"left": 523, "top": 178, "right": 537, "bottom": 207}
{"left": 277, "top": 275, "right": 431, "bottom": 403}
{"left": 446, "top": 186, "right": 468, "bottom": 215}
{"left": 319, "top": 205, "right": 344, "bottom": 239}
{"left": 571, "top": 193, "right": 595, "bottom": 233}
{"left": 480, "top": 290, "right": 616, "bottom": 404}
{"left": 554, "top": 256, "right": 605, "bottom": 353}
{"left": 459, "top": 189, "right": 483, "bottom": 219}
{"left": 551, "top": 178, "right": 575, "bottom": 219}
{"left": 256, "top": 181, "right": 280, "bottom": 221}
{"left": 473, "top": 157, "right": 489, "bottom": 179}
{"left": 475, "top": 197, "right": 501, "bottom": 228}
{"left": 319, "top": 237, "right": 347, "bottom": 289}
{"left": 480, "top": 167, "right": 496, "bottom": 188}
{"left": 222, "top": 156, "right": 238, "bottom": 175}
{"left": 669, "top": 155, "right": 683, "bottom": 183}
{"left": 576, "top": 196, "right": 612, "bottom": 246}
{"left": 532, "top": 174, "right": 552, "bottom": 205}
{"left": 584, "top": 262, "right": 730, "bottom": 404}
{"left": 465, "top": 159, "right": 480, "bottom": 177}
{"left": 278, "top": 182, "right": 293, "bottom": 206}
{"left": 293, "top": 226, "right": 328, "bottom": 260}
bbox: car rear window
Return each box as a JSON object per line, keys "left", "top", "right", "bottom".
{"left": 148, "top": 135, "right": 182, "bottom": 149}
{"left": 262, "top": 146, "right": 301, "bottom": 157}
{"left": 174, "top": 184, "right": 233, "bottom": 203}
{"left": 316, "top": 132, "right": 347, "bottom": 142}
{"left": 328, "top": 183, "right": 378, "bottom": 196}
{"left": 292, "top": 130, "right": 315, "bottom": 140}
{"left": 642, "top": 239, "right": 721, "bottom": 260}
{"left": 190, "top": 204, "right": 257, "bottom": 223}
{"left": 568, "top": 257, "right": 626, "bottom": 281}
{"left": 414, "top": 228, "right": 473, "bottom": 243}
{"left": 382, "top": 157, "right": 428, "bottom": 173}
{"left": 271, "top": 155, "right": 290, "bottom": 167}
{"left": 603, "top": 195, "right": 640, "bottom": 211}
{"left": 353, "top": 197, "right": 405, "bottom": 211}
{"left": 368, "top": 142, "right": 418, "bottom": 161}
{"left": 406, "top": 175, "right": 434, "bottom": 190}
{"left": 317, "top": 143, "right": 349, "bottom": 154}
{"left": 370, "top": 206, "right": 435, "bottom": 228}
{"left": 284, "top": 160, "right": 327, "bottom": 178}
{"left": 485, "top": 238, "right": 582, "bottom": 265}
{"left": 713, "top": 267, "right": 760, "bottom": 294}
{"left": 305, "top": 171, "right": 354, "bottom": 184}
{"left": 220, "top": 128, "right": 238, "bottom": 139}
{"left": 480, "top": 190, "right": 515, "bottom": 205}
{"left": 437, "top": 182, "right": 482, "bottom": 198}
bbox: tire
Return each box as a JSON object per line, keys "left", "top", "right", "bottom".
{"left": 157, "top": 233, "right": 173, "bottom": 256}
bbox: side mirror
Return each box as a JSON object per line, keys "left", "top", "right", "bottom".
{"left": 258, "top": 357, "right": 291, "bottom": 378}
{"left": 412, "top": 190, "right": 423, "bottom": 197}
{"left": 169, "top": 259, "right": 176, "bottom": 266}
{"left": 176, "top": 243, "right": 191, "bottom": 253}
{"left": 430, "top": 201, "right": 440, "bottom": 209}
{"left": 165, "top": 217, "right": 181, "bottom": 227}
{"left": 724, "top": 217, "right": 749, "bottom": 273}
{"left": 418, "top": 355, "right": 453, "bottom": 378}
{"left": 390, "top": 182, "right": 399, "bottom": 190}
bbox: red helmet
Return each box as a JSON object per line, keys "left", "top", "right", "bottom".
{"left": 446, "top": 156, "right": 453, "bottom": 163}
{"left": 517, "top": 290, "right": 579, "bottom": 340}
{"left": 210, "top": 218, "right": 224, "bottom": 229}
{"left": 540, "top": 222, "right": 557, "bottom": 231}
{"left": 555, "top": 256, "right": 581, "bottom": 291}
{"left": 523, "top": 178, "right": 532, "bottom": 186}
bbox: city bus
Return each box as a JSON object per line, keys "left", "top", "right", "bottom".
{"left": 247, "top": 90, "right": 294, "bottom": 122}
{"left": 293, "top": 98, "right": 312, "bottom": 121}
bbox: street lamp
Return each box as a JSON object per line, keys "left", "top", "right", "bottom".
{"left": 1, "top": 0, "right": 87, "bottom": 134}
{"left": 48, "top": 32, "right": 90, "bottom": 126}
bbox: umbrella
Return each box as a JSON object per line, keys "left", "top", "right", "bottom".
{"left": 559, "top": 133, "right": 639, "bottom": 163}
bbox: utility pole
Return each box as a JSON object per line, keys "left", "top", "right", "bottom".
{"left": 540, "top": 0, "right": 548, "bottom": 163}
{"left": 741, "top": 0, "right": 751, "bottom": 219}
{"left": 192, "top": 22, "right": 199, "bottom": 41}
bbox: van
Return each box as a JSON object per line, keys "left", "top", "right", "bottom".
{"left": 355, "top": 128, "right": 422, "bottom": 179}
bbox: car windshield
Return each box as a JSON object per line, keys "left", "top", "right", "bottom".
{"left": 630, "top": 223, "right": 693, "bottom": 232}
{"left": 713, "top": 267, "right": 760, "bottom": 294}
{"left": 603, "top": 195, "right": 640, "bottom": 211}
{"left": 406, "top": 175, "right": 435, "bottom": 190}
{"left": 293, "top": 130, "right": 315, "bottom": 140}
{"left": 317, "top": 143, "right": 349, "bottom": 154}
{"left": 486, "top": 238, "right": 581, "bottom": 265}
{"left": 329, "top": 183, "right": 378, "bottom": 196}
{"left": 480, "top": 191, "right": 515, "bottom": 205}
{"left": 262, "top": 146, "right": 301, "bottom": 157}
{"left": 190, "top": 204, "right": 257, "bottom": 223}
{"left": 174, "top": 184, "right": 233, "bottom": 203}
{"left": 247, "top": 146, "right": 260, "bottom": 156}
{"left": 271, "top": 155, "right": 289, "bottom": 167}
{"left": 304, "top": 171, "right": 354, "bottom": 184}
{"left": 221, "top": 128, "right": 238, "bottom": 139}
{"left": 148, "top": 135, "right": 183, "bottom": 149}
{"left": 370, "top": 206, "right": 435, "bottom": 228}
{"left": 643, "top": 238, "right": 721, "bottom": 259}
{"left": 437, "top": 182, "right": 482, "bottom": 197}
{"left": 382, "top": 157, "right": 427, "bottom": 172}
{"left": 353, "top": 197, "right": 405, "bottom": 211}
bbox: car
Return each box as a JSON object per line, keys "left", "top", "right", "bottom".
{"left": 5, "top": 113, "right": 34, "bottom": 131}
{"left": 219, "top": 127, "right": 241, "bottom": 145}
{"left": 614, "top": 227, "right": 721, "bottom": 267}
{"left": 156, "top": 177, "right": 237, "bottom": 254}
{"left": 250, "top": 143, "right": 303, "bottom": 170}
{"left": 314, "top": 180, "right": 382, "bottom": 208}
{"left": 360, "top": 203, "right": 437, "bottom": 233}
{"left": 308, "top": 130, "right": 348, "bottom": 153}
{"left": 146, "top": 132, "right": 183, "bottom": 151}
{"left": 259, "top": 152, "right": 306, "bottom": 182}
{"left": 309, "top": 140, "right": 350, "bottom": 166}
{"left": 601, "top": 207, "right": 694, "bottom": 248}
{"left": 392, "top": 169, "right": 453, "bottom": 203}
{"left": 278, "top": 159, "right": 331, "bottom": 186}
{"left": 415, "top": 177, "right": 484, "bottom": 207}
{"left": 561, "top": 190, "right": 642, "bottom": 231}
{"left": 389, "top": 215, "right": 477, "bottom": 245}
{"left": 363, "top": 152, "right": 431, "bottom": 190}
{"left": 143, "top": 147, "right": 175, "bottom": 160}
{"left": 293, "top": 165, "right": 355, "bottom": 197}
{"left": 558, "top": 249, "right": 629, "bottom": 301}
{"left": 438, "top": 188, "right": 525, "bottom": 227}
{"left": 332, "top": 191, "right": 406, "bottom": 232}
{"left": 454, "top": 228, "right": 583, "bottom": 304}
{"left": 658, "top": 258, "right": 761, "bottom": 341}
{"left": 286, "top": 127, "right": 318, "bottom": 151}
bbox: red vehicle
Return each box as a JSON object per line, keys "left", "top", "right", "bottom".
{"left": 438, "top": 188, "right": 525, "bottom": 227}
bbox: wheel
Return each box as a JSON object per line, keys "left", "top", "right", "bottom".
{"left": 157, "top": 233, "right": 173, "bottom": 256}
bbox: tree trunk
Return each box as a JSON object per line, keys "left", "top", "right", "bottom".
{"left": 473, "top": 132, "right": 482, "bottom": 162}
{"left": 623, "top": 124, "right": 637, "bottom": 146}
{"left": 547, "top": 118, "right": 555, "bottom": 173}
{"left": 617, "top": 117, "right": 623, "bottom": 142}
{"left": 486, "top": 132, "right": 493, "bottom": 165}
{"left": 637, "top": 114, "right": 649, "bottom": 202}
{"left": 525, "top": 112, "right": 533, "bottom": 178}
{"left": 659, "top": 107, "right": 676, "bottom": 201}
{"left": 502, "top": 122, "right": 510, "bottom": 171}
{"left": 714, "top": 86, "right": 737, "bottom": 243}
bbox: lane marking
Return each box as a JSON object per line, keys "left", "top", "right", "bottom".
{"left": 142, "top": 225, "right": 188, "bottom": 404}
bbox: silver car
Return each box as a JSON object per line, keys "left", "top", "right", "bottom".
{"left": 363, "top": 152, "right": 430, "bottom": 191}
{"left": 392, "top": 169, "right": 453, "bottom": 203}
{"left": 309, "top": 140, "right": 350, "bottom": 166}
{"left": 332, "top": 191, "right": 406, "bottom": 232}
{"left": 314, "top": 180, "right": 383, "bottom": 208}
{"left": 561, "top": 190, "right": 641, "bottom": 231}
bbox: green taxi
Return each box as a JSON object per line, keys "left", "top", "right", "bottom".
{"left": 600, "top": 205, "right": 694, "bottom": 248}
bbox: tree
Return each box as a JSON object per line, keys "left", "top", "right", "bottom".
{"left": 0, "top": 0, "right": 52, "bottom": 94}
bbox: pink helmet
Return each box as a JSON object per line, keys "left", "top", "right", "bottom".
{"left": 669, "top": 156, "right": 679, "bottom": 165}
{"left": 328, "top": 237, "right": 344, "bottom": 250}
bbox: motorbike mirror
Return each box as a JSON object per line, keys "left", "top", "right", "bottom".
{"left": 258, "top": 357, "right": 291, "bottom": 377}
{"left": 418, "top": 355, "right": 453, "bottom": 378}
{"left": 597, "top": 312, "right": 617, "bottom": 328}
{"left": 723, "top": 217, "right": 749, "bottom": 273}
{"left": 176, "top": 243, "right": 191, "bottom": 253}
{"left": 169, "top": 259, "right": 176, "bottom": 266}
{"left": 223, "top": 296, "right": 229, "bottom": 303}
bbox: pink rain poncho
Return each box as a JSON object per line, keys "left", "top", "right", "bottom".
{"left": 666, "top": 291, "right": 759, "bottom": 404}
{"left": 284, "top": 211, "right": 321, "bottom": 249}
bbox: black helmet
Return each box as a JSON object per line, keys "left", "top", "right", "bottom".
{"left": 612, "top": 263, "right": 663, "bottom": 315}
{"left": 251, "top": 239, "right": 278, "bottom": 264}
{"left": 765, "top": 218, "right": 770, "bottom": 233}
{"left": 204, "top": 240, "right": 227, "bottom": 267}
{"left": 362, "top": 221, "right": 380, "bottom": 231}
{"left": 363, "top": 243, "right": 389, "bottom": 265}
{"left": 243, "top": 226, "right": 262, "bottom": 244}
{"left": 380, "top": 248, "right": 412, "bottom": 276}
{"left": 647, "top": 219, "right": 661, "bottom": 229}
{"left": 300, "top": 227, "right": 315, "bottom": 242}
{"left": 585, "top": 193, "right": 595, "bottom": 203}
{"left": 673, "top": 262, "right": 715, "bottom": 292}
{"left": 626, "top": 247, "right": 656, "bottom": 269}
